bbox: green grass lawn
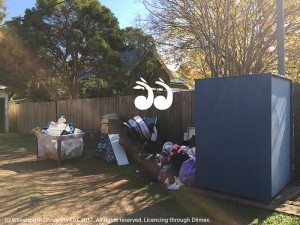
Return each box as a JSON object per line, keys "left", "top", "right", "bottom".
{"left": 0, "top": 133, "right": 299, "bottom": 225}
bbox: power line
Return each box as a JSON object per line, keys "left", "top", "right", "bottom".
{"left": 0, "top": 0, "right": 68, "bottom": 27}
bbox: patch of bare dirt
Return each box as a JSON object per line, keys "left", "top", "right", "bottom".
{"left": 1, "top": 134, "right": 299, "bottom": 225}
{"left": 0, "top": 136, "right": 218, "bottom": 225}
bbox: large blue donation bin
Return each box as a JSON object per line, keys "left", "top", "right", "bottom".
{"left": 195, "top": 73, "right": 291, "bottom": 203}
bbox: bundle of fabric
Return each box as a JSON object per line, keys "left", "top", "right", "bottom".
{"left": 158, "top": 142, "right": 173, "bottom": 166}
{"left": 159, "top": 142, "right": 190, "bottom": 169}
{"left": 170, "top": 145, "right": 190, "bottom": 171}
{"left": 42, "top": 115, "right": 78, "bottom": 136}
{"left": 158, "top": 142, "right": 196, "bottom": 189}
{"left": 159, "top": 165, "right": 182, "bottom": 188}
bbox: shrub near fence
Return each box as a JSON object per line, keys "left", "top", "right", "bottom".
{"left": 8, "top": 91, "right": 195, "bottom": 143}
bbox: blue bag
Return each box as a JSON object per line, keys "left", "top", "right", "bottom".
{"left": 104, "top": 138, "right": 116, "bottom": 163}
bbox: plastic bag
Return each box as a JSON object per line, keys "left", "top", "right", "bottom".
{"left": 37, "top": 133, "right": 84, "bottom": 161}
{"left": 104, "top": 138, "right": 116, "bottom": 163}
{"left": 179, "top": 157, "right": 196, "bottom": 186}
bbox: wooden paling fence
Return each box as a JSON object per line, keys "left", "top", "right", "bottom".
{"left": 8, "top": 87, "right": 300, "bottom": 181}
{"left": 8, "top": 91, "right": 195, "bottom": 143}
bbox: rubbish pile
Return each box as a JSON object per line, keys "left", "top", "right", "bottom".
{"left": 94, "top": 113, "right": 129, "bottom": 165}
{"left": 157, "top": 142, "right": 196, "bottom": 190}
{"left": 41, "top": 115, "right": 82, "bottom": 136}
{"left": 94, "top": 113, "right": 196, "bottom": 190}
{"left": 119, "top": 116, "right": 159, "bottom": 157}
{"left": 95, "top": 114, "right": 159, "bottom": 165}
{"left": 118, "top": 115, "right": 196, "bottom": 190}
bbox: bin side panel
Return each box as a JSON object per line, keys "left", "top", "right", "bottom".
{"left": 61, "top": 138, "right": 83, "bottom": 160}
{"left": 271, "top": 76, "right": 291, "bottom": 197}
{"left": 38, "top": 133, "right": 84, "bottom": 161}
{"left": 38, "top": 134, "right": 58, "bottom": 160}
{"left": 195, "top": 74, "right": 272, "bottom": 202}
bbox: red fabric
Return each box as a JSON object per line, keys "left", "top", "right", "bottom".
{"left": 170, "top": 145, "right": 181, "bottom": 158}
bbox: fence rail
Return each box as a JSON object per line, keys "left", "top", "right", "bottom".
{"left": 8, "top": 91, "right": 195, "bottom": 143}
{"left": 8, "top": 87, "right": 300, "bottom": 181}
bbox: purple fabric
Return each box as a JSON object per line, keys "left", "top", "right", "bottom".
{"left": 179, "top": 157, "right": 196, "bottom": 186}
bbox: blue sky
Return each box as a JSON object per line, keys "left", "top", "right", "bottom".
{"left": 4, "top": 0, "right": 147, "bottom": 28}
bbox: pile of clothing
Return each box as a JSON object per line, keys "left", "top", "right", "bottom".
{"left": 158, "top": 142, "right": 196, "bottom": 190}
{"left": 38, "top": 115, "right": 84, "bottom": 162}
{"left": 42, "top": 115, "right": 81, "bottom": 136}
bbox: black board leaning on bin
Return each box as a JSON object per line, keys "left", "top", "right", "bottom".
{"left": 195, "top": 73, "right": 292, "bottom": 203}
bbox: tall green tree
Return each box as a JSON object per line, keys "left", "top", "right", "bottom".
{"left": 143, "top": 0, "right": 300, "bottom": 81}
{"left": 285, "top": 0, "right": 300, "bottom": 81}
{"left": 0, "top": 0, "right": 6, "bottom": 40}
{"left": 14, "top": 0, "right": 124, "bottom": 99}
{"left": 123, "top": 27, "right": 154, "bottom": 53}
{"left": 0, "top": 0, "right": 5, "bottom": 23}
{"left": 122, "top": 27, "right": 171, "bottom": 89}
{"left": 0, "top": 27, "right": 57, "bottom": 102}
{"left": 80, "top": 27, "right": 160, "bottom": 98}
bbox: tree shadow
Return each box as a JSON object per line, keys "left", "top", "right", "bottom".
{"left": 0, "top": 134, "right": 299, "bottom": 224}
{"left": 0, "top": 158, "right": 60, "bottom": 172}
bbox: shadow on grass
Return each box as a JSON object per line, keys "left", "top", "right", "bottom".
{"left": 0, "top": 133, "right": 36, "bottom": 161}
{"left": 111, "top": 185, "right": 300, "bottom": 225}
{"left": 0, "top": 133, "right": 299, "bottom": 225}
{"left": 0, "top": 158, "right": 60, "bottom": 172}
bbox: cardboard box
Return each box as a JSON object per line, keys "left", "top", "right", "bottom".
{"left": 101, "top": 113, "right": 121, "bottom": 134}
